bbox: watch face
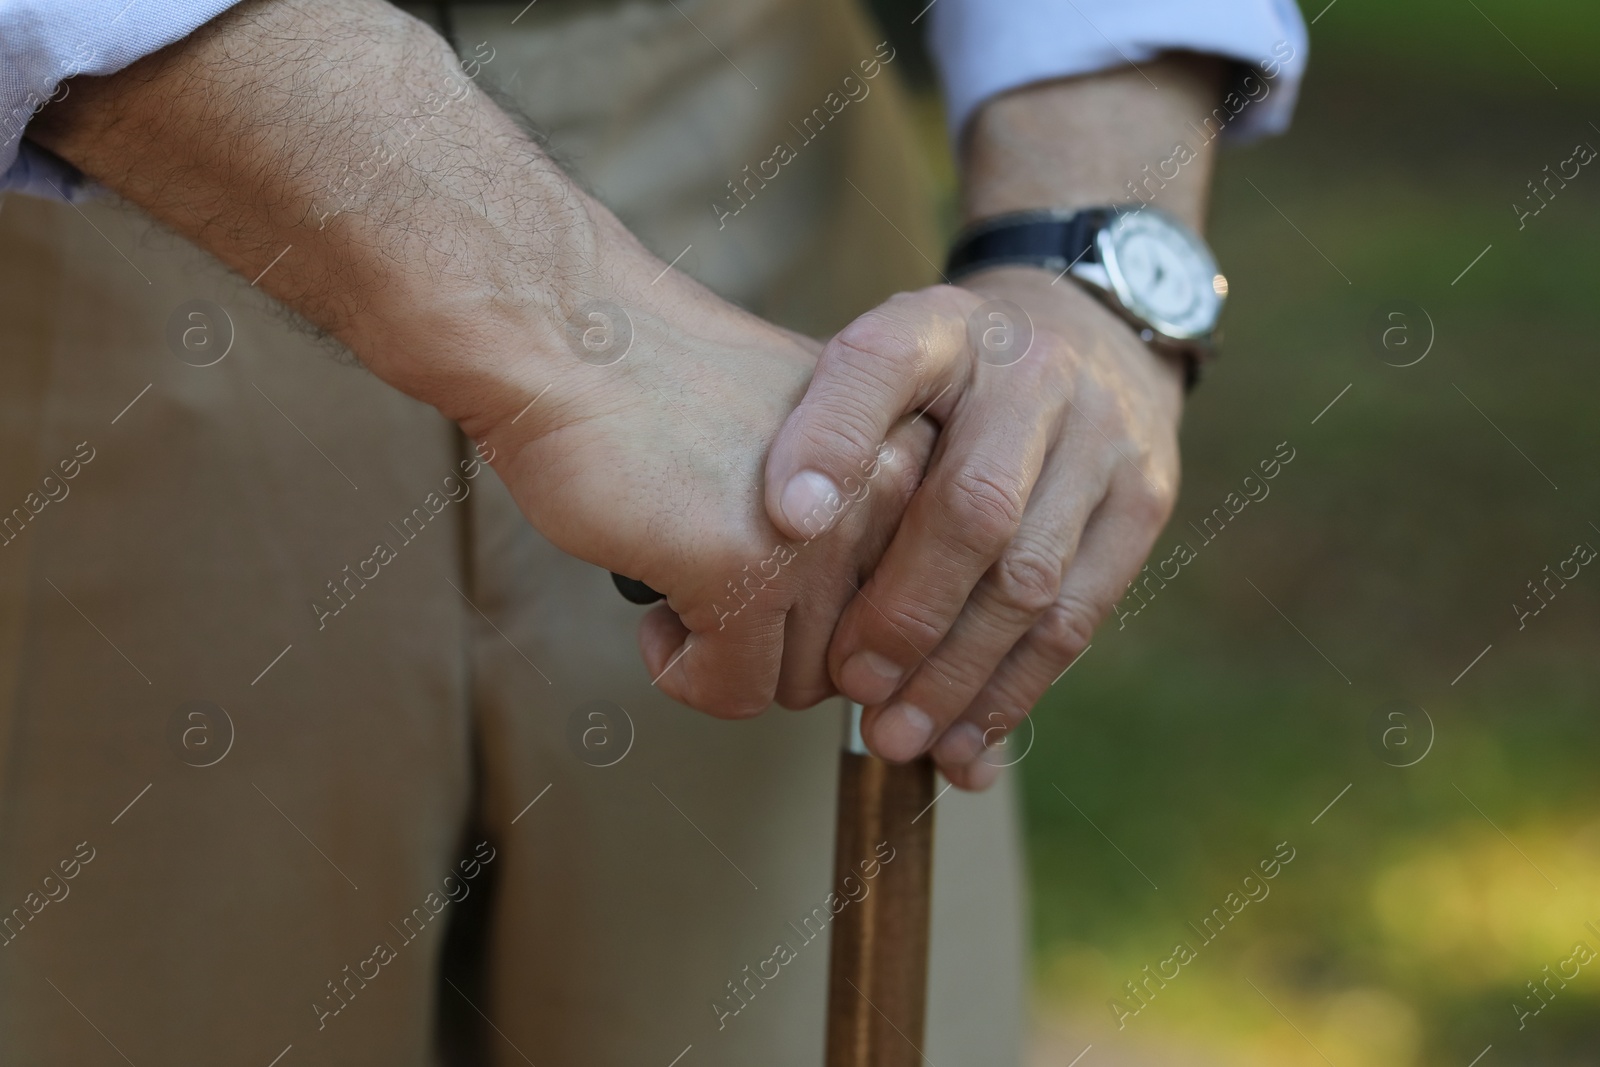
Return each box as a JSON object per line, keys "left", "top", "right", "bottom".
{"left": 1098, "top": 209, "right": 1224, "bottom": 341}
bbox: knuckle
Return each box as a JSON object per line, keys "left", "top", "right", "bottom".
{"left": 1035, "top": 593, "right": 1101, "bottom": 662}
{"left": 939, "top": 464, "right": 1027, "bottom": 556}
{"left": 885, "top": 283, "right": 973, "bottom": 318}
{"left": 793, "top": 394, "right": 881, "bottom": 464}
{"left": 865, "top": 597, "right": 947, "bottom": 656}
{"left": 920, "top": 283, "right": 983, "bottom": 322}
{"left": 1125, "top": 481, "right": 1176, "bottom": 528}
{"left": 991, "top": 542, "right": 1062, "bottom": 617}
{"left": 832, "top": 309, "right": 924, "bottom": 375}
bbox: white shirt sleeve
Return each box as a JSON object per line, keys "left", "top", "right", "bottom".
{"left": 1, "top": 0, "right": 242, "bottom": 201}
{"left": 928, "top": 0, "right": 1309, "bottom": 143}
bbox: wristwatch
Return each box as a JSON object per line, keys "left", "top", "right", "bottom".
{"left": 944, "top": 206, "right": 1227, "bottom": 389}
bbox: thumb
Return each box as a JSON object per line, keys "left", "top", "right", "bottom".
{"left": 764, "top": 286, "right": 975, "bottom": 542}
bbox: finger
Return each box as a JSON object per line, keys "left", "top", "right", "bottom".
{"left": 773, "top": 415, "right": 935, "bottom": 709}
{"left": 940, "top": 756, "right": 1002, "bottom": 793}
{"left": 857, "top": 437, "right": 1112, "bottom": 761}
{"left": 828, "top": 344, "right": 1069, "bottom": 708}
{"left": 763, "top": 286, "right": 976, "bottom": 542}
{"left": 929, "top": 479, "right": 1169, "bottom": 786}
{"left": 638, "top": 600, "right": 787, "bottom": 719}
{"left": 774, "top": 595, "right": 846, "bottom": 710}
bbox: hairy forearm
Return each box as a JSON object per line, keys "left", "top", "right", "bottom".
{"left": 29, "top": 0, "right": 636, "bottom": 424}
{"left": 960, "top": 56, "right": 1226, "bottom": 230}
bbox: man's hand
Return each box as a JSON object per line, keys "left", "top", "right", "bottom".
{"left": 30, "top": 0, "right": 932, "bottom": 716}
{"left": 457, "top": 257, "right": 934, "bottom": 718}
{"left": 766, "top": 272, "right": 1182, "bottom": 787}
{"left": 763, "top": 58, "right": 1225, "bottom": 788}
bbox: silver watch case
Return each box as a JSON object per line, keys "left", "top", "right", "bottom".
{"left": 1069, "top": 207, "right": 1226, "bottom": 356}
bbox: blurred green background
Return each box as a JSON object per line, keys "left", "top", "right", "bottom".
{"left": 870, "top": 1, "right": 1600, "bottom": 1064}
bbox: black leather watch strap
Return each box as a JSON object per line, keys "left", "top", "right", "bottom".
{"left": 944, "top": 207, "right": 1212, "bottom": 392}
{"left": 945, "top": 208, "right": 1110, "bottom": 281}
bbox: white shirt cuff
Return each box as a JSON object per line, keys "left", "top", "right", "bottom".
{"left": 928, "top": 0, "right": 1310, "bottom": 144}
{"left": 1, "top": 0, "right": 243, "bottom": 201}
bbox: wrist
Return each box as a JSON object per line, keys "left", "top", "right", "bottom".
{"left": 960, "top": 56, "right": 1226, "bottom": 232}
{"left": 959, "top": 266, "right": 1186, "bottom": 414}
{"left": 343, "top": 176, "right": 677, "bottom": 453}
{"left": 351, "top": 179, "right": 785, "bottom": 479}
{"left": 338, "top": 169, "right": 587, "bottom": 412}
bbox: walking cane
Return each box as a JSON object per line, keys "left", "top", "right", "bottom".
{"left": 825, "top": 703, "right": 935, "bottom": 1067}
{"left": 612, "top": 577, "right": 936, "bottom": 1066}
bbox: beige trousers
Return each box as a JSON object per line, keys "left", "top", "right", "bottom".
{"left": 0, "top": 1, "right": 1026, "bottom": 1063}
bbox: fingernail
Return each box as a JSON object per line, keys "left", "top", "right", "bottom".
{"left": 932, "top": 722, "right": 985, "bottom": 766}
{"left": 780, "top": 470, "right": 843, "bottom": 538}
{"left": 840, "top": 650, "right": 904, "bottom": 705}
{"left": 870, "top": 703, "right": 934, "bottom": 762}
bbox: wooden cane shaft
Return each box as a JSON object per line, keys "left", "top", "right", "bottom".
{"left": 824, "top": 752, "right": 935, "bottom": 1067}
